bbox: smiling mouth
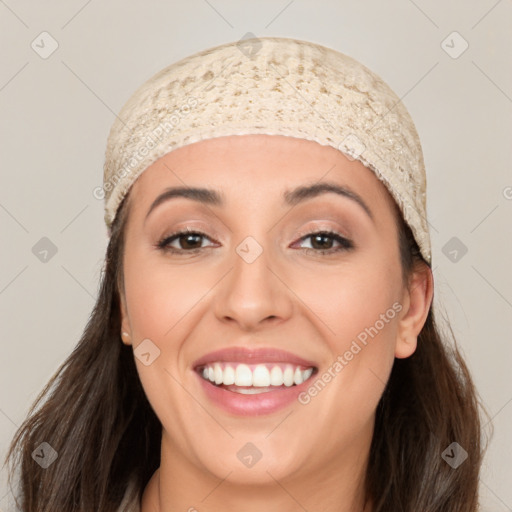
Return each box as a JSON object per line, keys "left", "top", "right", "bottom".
{"left": 196, "top": 362, "right": 318, "bottom": 394}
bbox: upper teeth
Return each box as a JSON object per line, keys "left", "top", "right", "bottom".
{"left": 201, "top": 363, "right": 314, "bottom": 387}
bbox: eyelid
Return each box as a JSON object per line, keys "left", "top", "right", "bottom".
{"left": 159, "top": 222, "right": 222, "bottom": 241}
{"left": 293, "top": 223, "right": 351, "bottom": 242}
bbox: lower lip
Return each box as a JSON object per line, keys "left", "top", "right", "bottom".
{"left": 195, "top": 371, "right": 314, "bottom": 416}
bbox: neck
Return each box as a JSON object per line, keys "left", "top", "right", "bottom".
{"left": 141, "top": 432, "right": 373, "bottom": 512}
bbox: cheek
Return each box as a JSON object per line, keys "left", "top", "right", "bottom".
{"left": 123, "top": 250, "right": 209, "bottom": 342}
{"left": 334, "top": 280, "right": 400, "bottom": 359}
{"left": 122, "top": 251, "right": 203, "bottom": 442}
{"left": 292, "top": 256, "right": 400, "bottom": 350}
{"left": 293, "top": 258, "right": 400, "bottom": 412}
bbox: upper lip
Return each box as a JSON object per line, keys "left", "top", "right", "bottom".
{"left": 192, "top": 347, "right": 318, "bottom": 369}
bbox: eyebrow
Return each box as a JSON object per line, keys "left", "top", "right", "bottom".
{"left": 144, "top": 181, "right": 374, "bottom": 223}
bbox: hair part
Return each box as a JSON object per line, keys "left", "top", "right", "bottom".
{"left": 4, "top": 192, "right": 491, "bottom": 511}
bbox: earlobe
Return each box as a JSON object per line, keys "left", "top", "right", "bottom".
{"left": 395, "top": 264, "right": 434, "bottom": 359}
{"left": 119, "top": 293, "right": 132, "bottom": 346}
{"left": 395, "top": 335, "right": 418, "bottom": 359}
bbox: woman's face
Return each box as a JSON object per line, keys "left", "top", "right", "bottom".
{"left": 119, "top": 134, "right": 432, "bottom": 490}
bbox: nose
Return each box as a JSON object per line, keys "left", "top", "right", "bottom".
{"left": 213, "top": 239, "right": 294, "bottom": 331}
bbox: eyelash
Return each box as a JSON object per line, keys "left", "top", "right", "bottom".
{"left": 155, "top": 228, "right": 354, "bottom": 256}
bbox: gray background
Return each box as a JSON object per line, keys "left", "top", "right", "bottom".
{"left": 1, "top": 1, "right": 511, "bottom": 510}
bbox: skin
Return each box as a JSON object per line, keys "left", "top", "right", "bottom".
{"left": 118, "top": 134, "right": 433, "bottom": 512}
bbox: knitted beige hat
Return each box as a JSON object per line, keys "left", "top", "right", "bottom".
{"left": 102, "top": 36, "right": 432, "bottom": 265}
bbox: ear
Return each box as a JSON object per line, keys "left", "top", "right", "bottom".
{"left": 119, "top": 290, "right": 132, "bottom": 346}
{"left": 395, "top": 263, "right": 434, "bottom": 359}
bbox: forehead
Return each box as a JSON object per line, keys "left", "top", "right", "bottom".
{"left": 128, "top": 134, "right": 397, "bottom": 221}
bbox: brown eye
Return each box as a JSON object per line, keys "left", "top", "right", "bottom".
{"left": 174, "top": 232, "right": 204, "bottom": 250}
{"left": 156, "top": 230, "right": 216, "bottom": 253}
{"left": 310, "top": 233, "right": 335, "bottom": 250}
{"left": 295, "top": 230, "right": 354, "bottom": 255}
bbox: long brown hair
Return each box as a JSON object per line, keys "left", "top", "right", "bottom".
{"left": 4, "top": 189, "right": 490, "bottom": 511}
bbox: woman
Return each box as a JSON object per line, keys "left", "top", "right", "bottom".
{"left": 5, "top": 36, "right": 488, "bottom": 512}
